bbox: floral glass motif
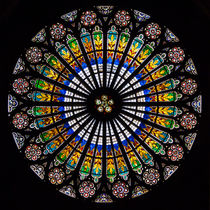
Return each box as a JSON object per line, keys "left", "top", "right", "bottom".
{"left": 134, "top": 10, "right": 150, "bottom": 22}
{"left": 8, "top": 5, "right": 202, "bottom": 203}
{"left": 25, "top": 144, "right": 42, "bottom": 161}
{"left": 167, "top": 144, "right": 184, "bottom": 161}
{"left": 181, "top": 78, "right": 197, "bottom": 95}
{"left": 59, "top": 185, "right": 76, "bottom": 198}
{"left": 112, "top": 181, "right": 129, "bottom": 198}
{"left": 12, "top": 112, "right": 29, "bottom": 129}
{"left": 25, "top": 47, "right": 42, "bottom": 63}
{"left": 168, "top": 47, "right": 185, "bottom": 63}
{"left": 79, "top": 181, "right": 96, "bottom": 198}
{"left": 180, "top": 113, "right": 197, "bottom": 130}
{"left": 96, "top": 6, "right": 114, "bottom": 15}
{"left": 32, "top": 29, "right": 46, "bottom": 43}
{"left": 95, "top": 95, "right": 114, "bottom": 113}
{"left": 61, "top": 10, "right": 77, "bottom": 22}
{"left": 114, "top": 10, "right": 131, "bottom": 27}
{"left": 143, "top": 168, "right": 160, "bottom": 185}
{"left": 191, "top": 95, "right": 201, "bottom": 113}
{"left": 145, "top": 23, "right": 161, "bottom": 40}
{"left": 95, "top": 193, "right": 113, "bottom": 203}
{"left": 8, "top": 94, "right": 18, "bottom": 112}
{"left": 132, "top": 186, "right": 149, "bottom": 198}
{"left": 13, "top": 58, "right": 25, "bottom": 74}
{"left": 12, "top": 78, "right": 29, "bottom": 95}
{"left": 50, "top": 23, "right": 66, "bottom": 40}
{"left": 48, "top": 168, "right": 65, "bottom": 185}
{"left": 81, "top": 11, "right": 97, "bottom": 26}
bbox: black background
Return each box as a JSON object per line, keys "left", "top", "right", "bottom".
{"left": 1, "top": 0, "right": 210, "bottom": 209}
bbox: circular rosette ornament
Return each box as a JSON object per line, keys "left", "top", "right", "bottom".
{"left": 167, "top": 144, "right": 184, "bottom": 161}
{"left": 181, "top": 78, "right": 197, "bottom": 95}
{"left": 145, "top": 23, "right": 161, "bottom": 39}
{"left": 12, "top": 112, "right": 29, "bottom": 129}
{"left": 114, "top": 10, "right": 131, "bottom": 27}
{"left": 143, "top": 168, "right": 160, "bottom": 185}
{"left": 168, "top": 47, "right": 185, "bottom": 63}
{"left": 9, "top": 5, "right": 202, "bottom": 203}
{"left": 180, "top": 113, "right": 197, "bottom": 130}
{"left": 12, "top": 78, "right": 29, "bottom": 95}
{"left": 25, "top": 144, "right": 42, "bottom": 161}
{"left": 48, "top": 168, "right": 65, "bottom": 185}
{"left": 95, "top": 95, "right": 114, "bottom": 113}
{"left": 50, "top": 23, "right": 66, "bottom": 40}
{"left": 112, "top": 181, "right": 129, "bottom": 198}
{"left": 81, "top": 11, "right": 97, "bottom": 26}
{"left": 79, "top": 181, "right": 96, "bottom": 198}
{"left": 25, "top": 47, "right": 42, "bottom": 63}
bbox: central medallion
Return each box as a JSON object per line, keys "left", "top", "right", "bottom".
{"left": 95, "top": 95, "right": 114, "bottom": 113}
{"left": 86, "top": 88, "right": 122, "bottom": 121}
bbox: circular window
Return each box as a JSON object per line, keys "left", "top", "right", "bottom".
{"left": 8, "top": 5, "right": 202, "bottom": 203}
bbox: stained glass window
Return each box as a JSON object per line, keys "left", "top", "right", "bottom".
{"left": 8, "top": 5, "right": 202, "bottom": 203}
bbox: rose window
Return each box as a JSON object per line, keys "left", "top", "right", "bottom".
{"left": 8, "top": 5, "right": 202, "bottom": 203}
